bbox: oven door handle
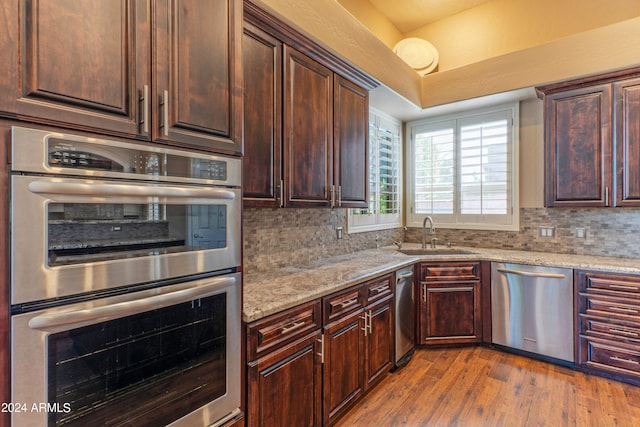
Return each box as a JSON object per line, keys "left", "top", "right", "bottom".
{"left": 28, "top": 276, "right": 237, "bottom": 331}
{"left": 28, "top": 180, "right": 236, "bottom": 200}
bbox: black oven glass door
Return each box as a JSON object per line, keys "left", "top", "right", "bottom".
{"left": 48, "top": 201, "right": 228, "bottom": 266}
{"left": 49, "top": 294, "right": 226, "bottom": 426}
{"left": 11, "top": 274, "right": 241, "bottom": 427}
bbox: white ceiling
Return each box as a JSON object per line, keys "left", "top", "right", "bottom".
{"left": 368, "top": 0, "right": 494, "bottom": 33}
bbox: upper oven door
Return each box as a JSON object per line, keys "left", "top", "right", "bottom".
{"left": 11, "top": 174, "right": 241, "bottom": 304}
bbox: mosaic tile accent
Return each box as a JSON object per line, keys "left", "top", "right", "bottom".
{"left": 405, "top": 208, "right": 640, "bottom": 259}
{"left": 243, "top": 208, "right": 403, "bottom": 272}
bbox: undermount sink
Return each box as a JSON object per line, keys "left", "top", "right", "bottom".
{"left": 398, "top": 248, "right": 475, "bottom": 256}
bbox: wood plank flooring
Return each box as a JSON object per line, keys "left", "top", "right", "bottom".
{"left": 334, "top": 346, "right": 640, "bottom": 427}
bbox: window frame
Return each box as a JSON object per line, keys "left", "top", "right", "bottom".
{"left": 348, "top": 107, "right": 403, "bottom": 233}
{"left": 406, "top": 102, "right": 520, "bottom": 231}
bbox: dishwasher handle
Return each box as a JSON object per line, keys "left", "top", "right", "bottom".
{"left": 497, "top": 268, "right": 566, "bottom": 279}
{"left": 396, "top": 271, "right": 414, "bottom": 281}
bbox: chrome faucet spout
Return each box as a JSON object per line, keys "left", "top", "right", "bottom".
{"left": 421, "top": 216, "right": 436, "bottom": 249}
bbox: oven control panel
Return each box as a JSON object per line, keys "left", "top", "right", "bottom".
{"left": 49, "top": 148, "right": 121, "bottom": 171}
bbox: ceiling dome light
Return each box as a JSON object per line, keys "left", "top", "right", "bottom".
{"left": 393, "top": 37, "right": 439, "bottom": 75}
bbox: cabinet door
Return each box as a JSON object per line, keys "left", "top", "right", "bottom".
{"left": 323, "top": 309, "right": 365, "bottom": 425}
{"left": 283, "top": 46, "right": 333, "bottom": 207}
{"left": 153, "top": 0, "right": 242, "bottom": 155}
{"left": 364, "top": 297, "right": 393, "bottom": 389}
{"left": 544, "top": 84, "right": 612, "bottom": 207}
{"left": 247, "top": 331, "right": 322, "bottom": 427}
{"left": 615, "top": 77, "right": 640, "bottom": 207}
{"left": 0, "top": 0, "right": 149, "bottom": 137}
{"left": 419, "top": 282, "right": 482, "bottom": 345}
{"left": 243, "top": 23, "right": 282, "bottom": 207}
{"left": 333, "top": 75, "right": 368, "bottom": 208}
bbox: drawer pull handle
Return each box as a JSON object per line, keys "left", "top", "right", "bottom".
{"left": 608, "top": 328, "right": 639, "bottom": 337}
{"left": 339, "top": 298, "right": 358, "bottom": 309}
{"left": 371, "top": 284, "right": 389, "bottom": 293}
{"left": 280, "top": 321, "right": 306, "bottom": 334}
{"left": 609, "top": 284, "right": 640, "bottom": 291}
{"left": 608, "top": 306, "right": 639, "bottom": 314}
{"left": 610, "top": 356, "right": 640, "bottom": 365}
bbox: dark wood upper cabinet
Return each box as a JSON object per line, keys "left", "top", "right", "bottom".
{"left": 334, "top": 75, "right": 369, "bottom": 208}
{"left": 242, "top": 2, "right": 377, "bottom": 209}
{"left": 153, "top": 0, "right": 242, "bottom": 155}
{"left": 542, "top": 85, "right": 612, "bottom": 207}
{"left": 242, "top": 23, "right": 282, "bottom": 207}
{"left": 0, "top": 0, "right": 242, "bottom": 155}
{"left": 0, "top": 0, "right": 149, "bottom": 136}
{"left": 615, "top": 77, "right": 640, "bottom": 207}
{"left": 537, "top": 67, "right": 640, "bottom": 208}
{"left": 283, "top": 46, "right": 334, "bottom": 207}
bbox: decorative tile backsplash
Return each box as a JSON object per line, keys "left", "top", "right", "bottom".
{"left": 243, "top": 207, "right": 640, "bottom": 272}
{"left": 404, "top": 208, "right": 640, "bottom": 260}
{"left": 243, "top": 208, "right": 402, "bottom": 272}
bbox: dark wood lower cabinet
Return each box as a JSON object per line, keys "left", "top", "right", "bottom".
{"left": 322, "top": 274, "right": 394, "bottom": 425}
{"left": 246, "top": 274, "right": 395, "bottom": 426}
{"left": 246, "top": 301, "right": 323, "bottom": 427}
{"left": 247, "top": 331, "right": 323, "bottom": 427}
{"left": 577, "top": 270, "right": 640, "bottom": 385}
{"left": 417, "top": 262, "right": 482, "bottom": 345}
{"left": 364, "top": 298, "right": 394, "bottom": 388}
{"left": 323, "top": 308, "right": 366, "bottom": 425}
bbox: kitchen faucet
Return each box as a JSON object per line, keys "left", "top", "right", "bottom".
{"left": 421, "top": 216, "right": 437, "bottom": 249}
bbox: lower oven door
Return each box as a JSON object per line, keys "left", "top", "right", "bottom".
{"left": 11, "top": 273, "right": 241, "bottom": 427}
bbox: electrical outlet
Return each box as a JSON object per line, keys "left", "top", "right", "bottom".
{"left": 576, "top": 227, "right": 586, "bottom": 238}
{"left": 539, "top": 226, "right": 555, "bottom": 238}
{"left": 336, "top": 227, "right": 343, "bottom": 240}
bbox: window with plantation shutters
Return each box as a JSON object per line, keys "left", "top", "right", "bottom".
{"left": 348, "top": 108, "right": 402, "bottom": 232}
{"left": 408, "top": 103, "right": 519, "bottom": 231}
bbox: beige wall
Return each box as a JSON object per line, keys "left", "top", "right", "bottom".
{"left": 253, "top": 0, "right": 422, "bottom": 106}
{"left": 421, "top": 17, "right": 640, "bottom": 107}
{"left": 257, "top": 0, "right": 640, "bottom": 109}
{"left": 337, "top": 0, "right": 403, "bottom": 49}
{"left": 406, "top": 0, "right": 640, "bottom": 71}
{"left": 519, "top": 98, "right": 544, "bottom": 208}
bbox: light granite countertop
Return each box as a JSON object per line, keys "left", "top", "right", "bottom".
{"left": 243, "top": 243, "right": 640, "bottom": 323}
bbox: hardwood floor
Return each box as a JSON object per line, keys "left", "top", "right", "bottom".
{"left": 334, "top": 346, "right": 640, "bottom": 427}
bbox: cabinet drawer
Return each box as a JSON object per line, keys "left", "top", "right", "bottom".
{"left": 247, "top": 300, "right": 321, "bottom": 360}
{"left": 583, "top": 294, "right": 640, "bottom": 321}
{"left": 585, "top": 339, "right": 640, "bottom": 375}
{"left": 364, "top": 274, "right": 393, "bottom": 304}
{"left": 581, "top": 315, "right": 640, "bottom": 344}
{"left": 582, "top": 272, "right": 640, "bottom": 298}
{"left": 421, "top": 262, "right": 480, "bottom": 282}
{"left": 324, "top": 287, "right": 364, "bottom": 323}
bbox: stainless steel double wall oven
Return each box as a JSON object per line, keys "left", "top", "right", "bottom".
{"left": 9, "top": 127, "right": 242, "bottom": 426}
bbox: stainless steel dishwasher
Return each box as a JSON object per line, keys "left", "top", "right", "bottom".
{"left": 394, "top": 266, "right": 415, "bottom": 368}
{"left": 491, "top": 262, "right": 574, "bottom": 362}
